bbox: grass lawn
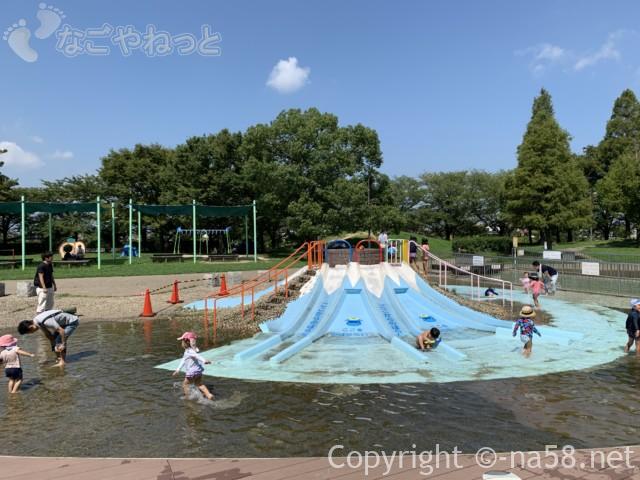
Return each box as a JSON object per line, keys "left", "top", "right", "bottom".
{"left": 0, "top": 254, "right": 302, "bottom": 281}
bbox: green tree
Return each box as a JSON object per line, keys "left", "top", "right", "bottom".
{"left": 239, "top": 108, "right": 384, "bottom": 247}
{"left": 0, "top": 160, "right": 19, "bottom": 246}
{"left": 505, "top": 89, "right": 591, "bottom": 247}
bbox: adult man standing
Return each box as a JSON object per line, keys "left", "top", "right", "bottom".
{"left": 17, "top": 310, "right": 79, "bottom": 367}
{"left": 532, "top": 260, "right": 558, "bottom": 295}
{"left": 34, "top": 252, "right": 56, "bottom": 313}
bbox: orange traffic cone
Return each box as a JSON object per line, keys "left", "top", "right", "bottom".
{"left": 168, "top": 280, "right": 183, "bottom": 304}
{"left": 218, "top": 274, "right": 229, "bottom": 296}
{"left": 140, "top": 289, "right": 156, "bottom": 317}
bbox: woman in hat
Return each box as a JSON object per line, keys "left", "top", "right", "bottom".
{"left": 0, "top": 334, "right": 35, "bottom": 393}
{"left": 512, "top": 305, "right": 541, "bottom": 358}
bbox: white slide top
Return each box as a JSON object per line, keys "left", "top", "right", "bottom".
{"left": 321, "top": 263, "right": 348, "bottom": 295}
{"left": 394, "top": 263, "right": 420, "bottom": 292}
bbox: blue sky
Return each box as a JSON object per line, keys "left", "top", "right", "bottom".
{"left": 1, "top": 0, "right": 640, "bottom": 187}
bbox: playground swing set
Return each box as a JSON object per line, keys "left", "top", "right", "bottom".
{"left": 173, "top": 226, "right": 233, "bottom": 256}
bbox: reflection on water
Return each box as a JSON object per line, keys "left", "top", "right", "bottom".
{"left": 0, "top": 319, "right": 638, "bottom": 457}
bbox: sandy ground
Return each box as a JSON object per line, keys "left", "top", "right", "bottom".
{"left": 0, "top": 271, "right": 273, "bottom": 329}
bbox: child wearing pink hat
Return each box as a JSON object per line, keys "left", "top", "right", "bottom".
{"left": 173, "top": 332, "right": 213, "bottom": 400}
{"left": 177, "top": 331, "right": 199, "bottom": 352}
{"left": 0, "top": 334, "right": 35, "bottom": 393}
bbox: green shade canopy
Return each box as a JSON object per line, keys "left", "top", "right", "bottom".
{"left": 132, "top": 204, "right": 252, "bottom": 217}
{"left": 0, "top": 201, "right": 97, "bottom": 215}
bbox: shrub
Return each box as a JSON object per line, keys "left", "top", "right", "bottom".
{"left": 452, "top": 236, "right": 512, "bottom": 254}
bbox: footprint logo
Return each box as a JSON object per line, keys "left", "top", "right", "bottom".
{"left": 3, "top": 19, "right": 38, "bottom": 63}
{"left": 35, "top": 3, "right": 65, "bottom": 40}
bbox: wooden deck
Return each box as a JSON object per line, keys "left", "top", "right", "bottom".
{"left": 1, "top": 446, "right": 639, "bottom": 479}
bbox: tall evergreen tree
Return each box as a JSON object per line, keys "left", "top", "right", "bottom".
{"left": 505, "top": 89, "right": 591, "bottom": 247}
{"left": 597, "top": 89, "right": 640, "bottom": 176}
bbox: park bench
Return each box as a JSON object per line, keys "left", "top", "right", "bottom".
{"left": 152, "top": 254, "right": 184, "bottom": 263}
{"left": 0, "top": 260, "right": 20, "bottom": 269}
{"left": 207, "top": 254, "right": 239, "bottom": 262}
{"left": 56, "top": 259, "right": 92, "bottom": 268}
{"left": 57, "top": 259, "right": 92, "bottom": 267}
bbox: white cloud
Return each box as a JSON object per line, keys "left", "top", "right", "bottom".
{"left": 516, "top": 43, "right": 566, "bottom": 74}
{"left": 266, "top": 57, "right": 310, "bottom": 93}
{"left": 48, "top": 149, "right": 74, "bottom": 160}
{"left": 29, "top": 135, "right": 44, "bottom": 144}
{"left": 0, "top": 141, "right": 44, "bottom": 169}
{"left": 574, "top": 32, "right": 622, "bottom": 71}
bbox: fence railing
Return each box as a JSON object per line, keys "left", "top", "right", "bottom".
{"left": 451, "top": 252, "right": 640, "bottom": 297}
{"left": 411, "top": 240, "right": 513, "bottom": 307}
{"left": 202, "top": 241, "right": 322, "bottom": 344}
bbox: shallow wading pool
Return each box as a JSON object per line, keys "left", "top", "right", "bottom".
{"left": 0, "top": 316, "right": 638, "bottom": 458}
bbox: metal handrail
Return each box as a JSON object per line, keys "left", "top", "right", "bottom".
{"left": 409, "top": 240, "right": 513, "bottom": 307}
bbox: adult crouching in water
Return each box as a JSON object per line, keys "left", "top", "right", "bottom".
{"left": 34, "top": 252, "right": 56, "bottom": 313}
{"left": 18, "top": 310, "right": 80, "bottom": 367}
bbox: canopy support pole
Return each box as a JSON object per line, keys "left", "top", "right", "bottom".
{"left": 111, "top": 202, "right": 116, "bottom": 261}
{"left": 20, "top": 195, "right": 25, "bottom": 270}
{"left": 244, "top": 215, "right": 248, "bottom": 258}
{"left": 137, "top": 210, "right": 142, "bottom": 260}
{"left": 48, "top": 213, "right": 52, "bottom": 253}
{"left": 96, "top": 196, "right": 101, "bottom": 269}
{"left": 192, "top": 200, "right": 197, "bottom": 264}
{"left": 252, "top": 200, "right": 257, "bottom": 262}
{"left": 128, "top": 199, "right": 132, "bottom": 265}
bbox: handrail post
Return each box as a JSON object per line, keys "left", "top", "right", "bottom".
{"left": 213, "top": 298, "right": 218, "bottom": 345}
{"left": 241, "top": 282, "right": 245, "bottom": 321}
{"left": 204, "top": 296, "right": 209, "bottom": 328}
{"left": 285, "top": 269, "right": 289, "bottom": 298}
{"left": 251, "top": 286, "right": 255, "bottom": 321}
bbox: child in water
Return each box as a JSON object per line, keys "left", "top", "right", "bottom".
{"left": 528, "top": 273, "right": 545, "bottom": 309}
{"left": 512, "top": 305, "right": 541, "bottom": 357}
{"left": 0, "top": 334, "right": 35, "bottom": 393}
{"left": 416, "top": 327, "right": 441, "bottom": 351}
{"left": 173, "top": 332, "right": 213, "bottom": 400}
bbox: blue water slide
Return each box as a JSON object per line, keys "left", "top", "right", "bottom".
{"left": 234, "top": 277, "right": 330, "bottom": 361}
{"left": 413, "top": 274, "right": 510, "bottom": 329}
{"left": 261, "top": 275, "right": 326, "bottom": 333}
{"left": 381, "top": 280, "right": 466, "bottom": 360}
{"left": 361, "top": 282, "right": 427, "bottom": 363}
{"left": 396, "top": 278, "right": 498, "bottom": 333}
{"left": 270, "top": 284, "right": 348, "bottom": 363}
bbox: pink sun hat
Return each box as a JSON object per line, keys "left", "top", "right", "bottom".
{"left": 177, "top": 331, "right": 197, "bottom": 341}
{"left": 0, "top": 334, "right": 18, "bottom": 347}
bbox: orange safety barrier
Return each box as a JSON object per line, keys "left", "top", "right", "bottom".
{"left": 167, "top": 280, "right": 183, "bottom": 304}
{"left": 140, "top": 289, "right": 156, "bottom": 317}
{"left": 218, "top": 274, "right": 229, "bottom": 296}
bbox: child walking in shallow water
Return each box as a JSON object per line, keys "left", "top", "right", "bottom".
{"left": 528, "top": 273, "right": 545, "bottom": 309}
{"left": 0, "top": 334, "right": 35, "bottom": 393}
{"left": 173, "top": 332, "right": 214, "bottom": 400}
{"left": 512, "top": 305, "right": 541, "bottom": 358}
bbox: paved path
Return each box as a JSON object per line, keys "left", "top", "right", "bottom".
{"left": 1, "top": 447, "right": 639, "bottom": 479}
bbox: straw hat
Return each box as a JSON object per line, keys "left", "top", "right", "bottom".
{"left": 519, "top": 305, "right": 536, "bottom": 318}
